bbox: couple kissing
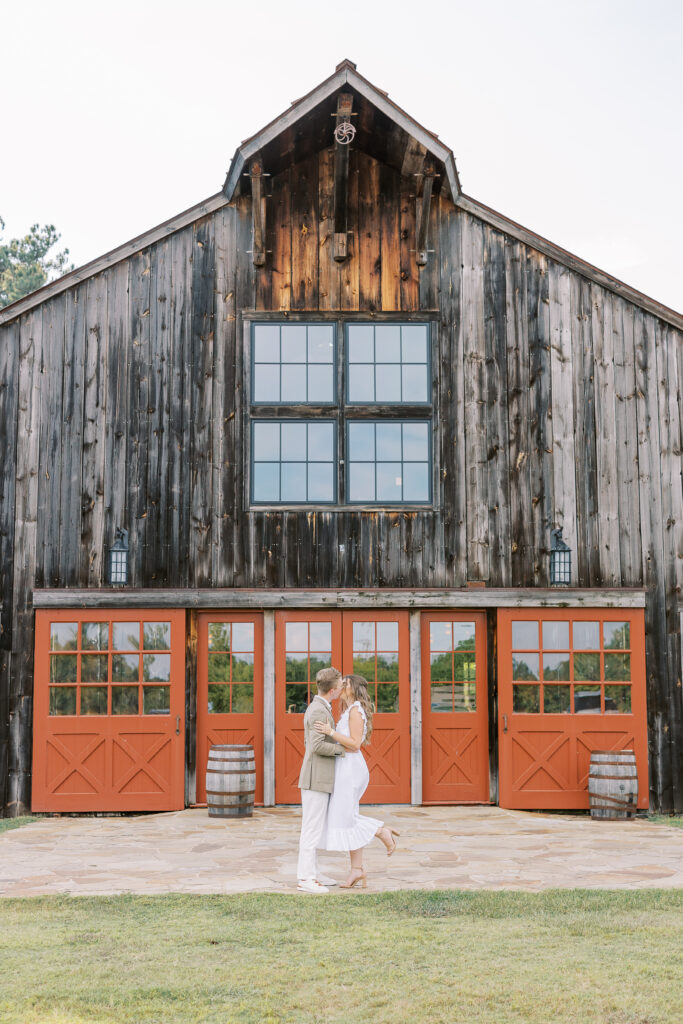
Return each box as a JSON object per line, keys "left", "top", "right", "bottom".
{"left": 297, "top": 667, "right": 399, "bottom": 893}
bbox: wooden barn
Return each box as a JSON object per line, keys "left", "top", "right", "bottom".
{"left": 1, "top": 60, "right": 681, "bottom": 817}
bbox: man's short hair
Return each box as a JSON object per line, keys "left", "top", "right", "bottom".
{"left": 316, "top": 667, "right": 342, "bottom": 694}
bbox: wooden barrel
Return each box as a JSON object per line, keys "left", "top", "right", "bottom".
{"left": 588, "top": 750, "right": 638, "bottom": 819}
{"left": 206, "top": 745, "right": 256, "bottom": 818}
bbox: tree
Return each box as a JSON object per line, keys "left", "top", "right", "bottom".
{"left": 0, "top": 217, "right": 74, "bottom": 308}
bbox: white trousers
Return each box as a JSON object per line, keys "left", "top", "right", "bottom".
{"left": 297, "top": 788, "right": 330, "bottom": 880}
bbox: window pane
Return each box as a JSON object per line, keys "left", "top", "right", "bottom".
{"left": 376, "top": 622, "right": 398, "bottom": 649}
{"left": 281, "top": 364, "right": 306, "bottom": 402}
{"left": 353, "top": 655, "right": 375, "bottom": 679}
{"left": 50, "top": 686, "right": 76, "bottom": 715}
{"left": 232, "top": 685, "right": 254, "bottom": 713}
{"left": 431, "top": 683, "right": 452, "bottom": 712}
{"left": 309, "top": 652, "right": 333, "bottom": 675}
{"left": 50, "top": 622, "right": 78, "bottom": 651}
{"left": 430, "top": 622, "right": 452, "bottom": 651}
{"left": 208, "top": 623, "right": 230, "bottom": 651}
{"left": 453, "top": 683, "right": 477, "bottom": 712}
{"left": 308, "top": 463, "right": 334, "bottom": 502}
{"left": 542, "top": 653, "right": 570, "bottom": 681}
{"left": 353, "top": 621, "right": 374, "bottom": 651}
{"left": 573, "top": 621, "right": 600, "bottom": 650}
{"left": 286, "top": 655, "right": 309, "bottom": 681}
{"left": 513, "top": 685, "right": 540, "bottom": 713}
{"left": 604, "top": 652, "right": 630, "bottom": 681}
{"left": 231, "top": 655, "right": 254, "bottom": 682}
{"left": 308, "top": 325, "right": 334, "bottom": 362}
{"left": 377, "top": 653, "right": 399, "bottom": 681}
{"left": 574, "top": 688, "right": 601, "bottom": 713}
{"left": 403, "top": 463, "right": 429, "bottom": 502}
{"left": 253, "top": 463, "right": 280, "bottom": 502}
{"left": 348, "top": 463, "right": 375, "bottom": 502}
{"left": 253, "top": 364, "right": 280, "bottom": 402}
{"left": 253, "top": 422, "right": 280, "bottom": 461}
{"left": 348, "top": 423, "right": 375, "bottom": 461}
{"left": 402, "top": 422, "right": 429, "bottom": 461}
{"left": 375, "top": 364, "right": 401, "bottom": 402}
{"left": 401, "top": 325, "right": 428, "bottom": 361}
{"left": 208, "top": 652, "right": 229, "bottom": 682}
{"left": 280, "top": 422, "right": 307, "bottom": 460}
{"left": 208, "top": 683, "right": 230, "bottom": 713}
{"left": 143, "top": 687, "right": 170, "bottom": 715}
{"left": 308, "top": 622, "right": 330, "bottom": 649}
{"left": 431, "top": 653, "right": 453, "bottom": 682}
{"left": 281, "top": 463, "right": 307, "bottom": 501}
{"left": 573, "top": 652, "right": 600, "bottom": 681}
{"left": 453, "top": 653, "right": 476, "bottom": 682}
{"left": 511, "top": 621, "right": 538, "bottom": 649}
{"left": 542, "top": 621, "right": 569, "bottom": 650}
{"left": 605, "top": 685, "right": 631, "bottom": 713}
{"left": 112, "top": 686, "right": 138, "bottom": 715}
{"left": 308, "top": 422, "right": 334, "bottom": 461}
{"left": 512, "top": 653, "right": 539, "bottom": 680}
{"left": 80, "top": 686, "right": 108, "bottom": 715}
{"left": 231, "top": 623, "right": 254, "bottom": 651}
{"left": 375, "top": 324, "right": 401, "bottom": 358}
{"left": 348, "top": 364, "right": 375, "bottom": 401}
{"left": 376, "top": 684, "right": 399, "bottom": 712}
{"left": 280, "top": 324, "right": 306, "bottom": 362}
{"left": 286, "top": 622, "right": 308, "bottom": 652}
{"left": 604, "top": 622, "right": 630, "bottom": 649}
{"left": 286, "top": 684, "right": 309, "bottom": 713}
{"left": 376, "top": 463, "right": 402, "bottom": 501}
{"left": 82, "top": 622, "right": 108, "bottom": 650}
{"left": 143, "top": 654, "right": 171, "bottom": 682}
{"left": 50, "top": 654, "right": 77, "bottom": 683}
{"left": 81, "top": 655, "right": 108, "bottom": 683}
{"left": 376, "top": 423, "right": 402, "bottom": 461}
{"left": 112, "top": 622, "right": 139, "bottom": 651}
{"left": 543, "top": 685, "right": 571, "bottom": 714}
{"left": 143, "top": 622, "right": 171, "bottom": 650}
{"left": 401, "top": 363, "right": 428, "bottom": 402}
{"left": 253, "top": 324, "right": 279, "bottom": 361}
{"left": 112, "top": 654, "right": 139, "bottom": 682}
{"left": 347, "top": 325, "right": 374, "bottom": 361}
{"left": 453, "top": 623, "right": 476, "bottom": 650}
{"left": 308, "top": 364, "right": 334, "bottom": 402}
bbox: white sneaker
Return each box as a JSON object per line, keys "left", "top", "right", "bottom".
{"left": 316, "top": 873, "right": 339, "bottom": 886}
{"left": 297, "top": 878, "right": 329, "bottom": 894}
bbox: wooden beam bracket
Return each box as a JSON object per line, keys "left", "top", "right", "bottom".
{"left": 333, "top": 93, "right": 354, "bottom": 262}
{"left": 248, "top": 159, "right": 268, "bottom": 267}
{"left": 415, "top": 165, "right": 437, "bottom": 267}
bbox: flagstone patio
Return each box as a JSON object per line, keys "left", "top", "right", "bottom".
{"left": 1, "top": 805, "right": 681, "bottom": 897}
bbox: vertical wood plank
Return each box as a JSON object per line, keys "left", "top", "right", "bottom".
{"left": 59, "top": 286, "right": 86, "bottom": 585}
{"left": 271, "top": 169, "right": 292, "bottom": 312}
{"left": 379, "top": 163, "right": 401, "bottom": 311}
{"left": 190, "top": 217, "right": 216, "bottom": 586}
{"left": 290, "top": 155, "right": 319, "bottom": 310}
{"left": 591, "top": 282, "right": 620, "bottom": 584}
{"left": 127, "top": 250, "right": 151, "bottom": 586}
{"left": 571, "top": 275, "right": 599, "bottom": 586}
{"left": 104, "top": 261, "right": 130, "bottom": 586}
{"left": 484, "top": 226, "right": 510, "bottom": 586}
{"left": 527, "top": 249, "right": 553, "bottom": 584}
{"left": 317, "top": 148, "right": 340, "bottom": 311}
{"left": 81, "top": 273, "right": 108, "bottom": 586}
{"left": 357, "top": 152, "right": 381, "bottom": 312}
{"left": 548, "top": 262, "right": 577, "bottom": 580}
{"left": 462, "top": 214, "right": 489, "bottom": 580}
{"left": 340, "top": 151, "right": 359, "bottom": 311}
{"left": 214, "top": 207, "right": 237, "bottom": 586}
{"left": 409, "top": 610, "right": 422, "bottom": 805}
{"left": 613, "top": 299, "right": 642, "bottom": 584}
{"left": 399, "top": 175, "right": 419, "bottom": 311}
{"left": 147, "top": 238, "right": 172, "bottom": 584}
{"left": 169, "top": 227, "right": 193, "bottom": 588}
{"left": 36, "top": 298, "right": 65, "bottom": 587}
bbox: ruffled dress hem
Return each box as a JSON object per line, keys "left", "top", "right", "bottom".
{"left": 324, "top": 813, "right": 384, "bottom": 852}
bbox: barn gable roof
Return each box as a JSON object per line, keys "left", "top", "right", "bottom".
{"left": 222, "top": 58, "right": 460, "bottom": 202}
{"left": 1, "top": 61, "right": 682, "bottom": 330}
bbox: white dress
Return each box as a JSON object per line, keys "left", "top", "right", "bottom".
{"left": 323, "top": 701, "right": 384, "bottom": 851}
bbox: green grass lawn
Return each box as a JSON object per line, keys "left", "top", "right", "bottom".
{"left": 1, "top": 890, "right": 681, "bottom": 1024}
{"left": 0, "top": 815, "right": 38, "bottom": 834}
{"left": 648, "top": 814, "right": 683, "bottom": 828}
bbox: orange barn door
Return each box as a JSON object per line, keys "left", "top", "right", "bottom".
{"left": 196, "top": 613, "right": 264, "bottom": 804}
{"left": 498, "top": 609, "right": 649, "bottom": 810}
{"left": 32, "top": 609, "right": 186, "bottom": 813}
{"left": 421, "top": 612, "right": 489, "bottom": 803}
{"left": 274, "top": 610, "right": 411, "bottom": 804}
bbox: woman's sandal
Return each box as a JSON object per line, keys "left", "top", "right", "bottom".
{"left": 340, "top": 870, "right": 367, "bottom": 889}
{"left": 380, "top": 827, "right": 400, "bottom": 856}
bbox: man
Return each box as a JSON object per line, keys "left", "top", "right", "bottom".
{"left": 297, "top": 666, "right": 345, "bottom": 893}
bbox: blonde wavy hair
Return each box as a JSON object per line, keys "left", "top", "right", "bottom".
{"left": 340, "top": 674, "right": 374, "bottom": 744}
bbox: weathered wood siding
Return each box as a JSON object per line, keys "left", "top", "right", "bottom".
{"left": 1, "top": 147, "right": 682, "bottom": 812}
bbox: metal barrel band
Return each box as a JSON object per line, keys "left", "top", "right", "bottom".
{"left": 206, "top": 789, "right": 256, "bottom": 798}
{"left": 206, "top": 768, "right": 256, "bottom": 775}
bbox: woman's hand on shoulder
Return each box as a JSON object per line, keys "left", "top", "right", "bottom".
{"left": 314, "top": 721, "right": 333, "bottom": 736}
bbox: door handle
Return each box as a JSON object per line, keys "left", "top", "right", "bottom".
{"left": 503, "top": 714, "right": 508, "bottom": 734}
{"left": 176, "top": 716, "right": 181, "bottom": 736}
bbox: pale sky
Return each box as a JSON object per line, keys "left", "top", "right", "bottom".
{"left": 3, "top": 0, "right": 682, "bottom": 314}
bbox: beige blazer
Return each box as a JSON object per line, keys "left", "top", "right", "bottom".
{"left": 298, "top": 695, "right": 345, "bottom": 793}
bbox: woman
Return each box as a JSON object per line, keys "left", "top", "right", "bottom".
{"left": 314, "top": 674, "right": 399, "bottom": 888}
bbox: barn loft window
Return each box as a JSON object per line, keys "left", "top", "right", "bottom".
{"left": 249, "top": 318, "right": 433, "bottom": 507}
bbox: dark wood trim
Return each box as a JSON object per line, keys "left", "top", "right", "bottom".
{"left": 32, "top": 587, "right": 647, "bottom": 610}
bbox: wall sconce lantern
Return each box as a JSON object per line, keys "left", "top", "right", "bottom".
{"left": 550, "top": 528, "right": 571, "bottom": 586}
{"left": 108, "top": 528, "right": 129, "bottom": 585}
